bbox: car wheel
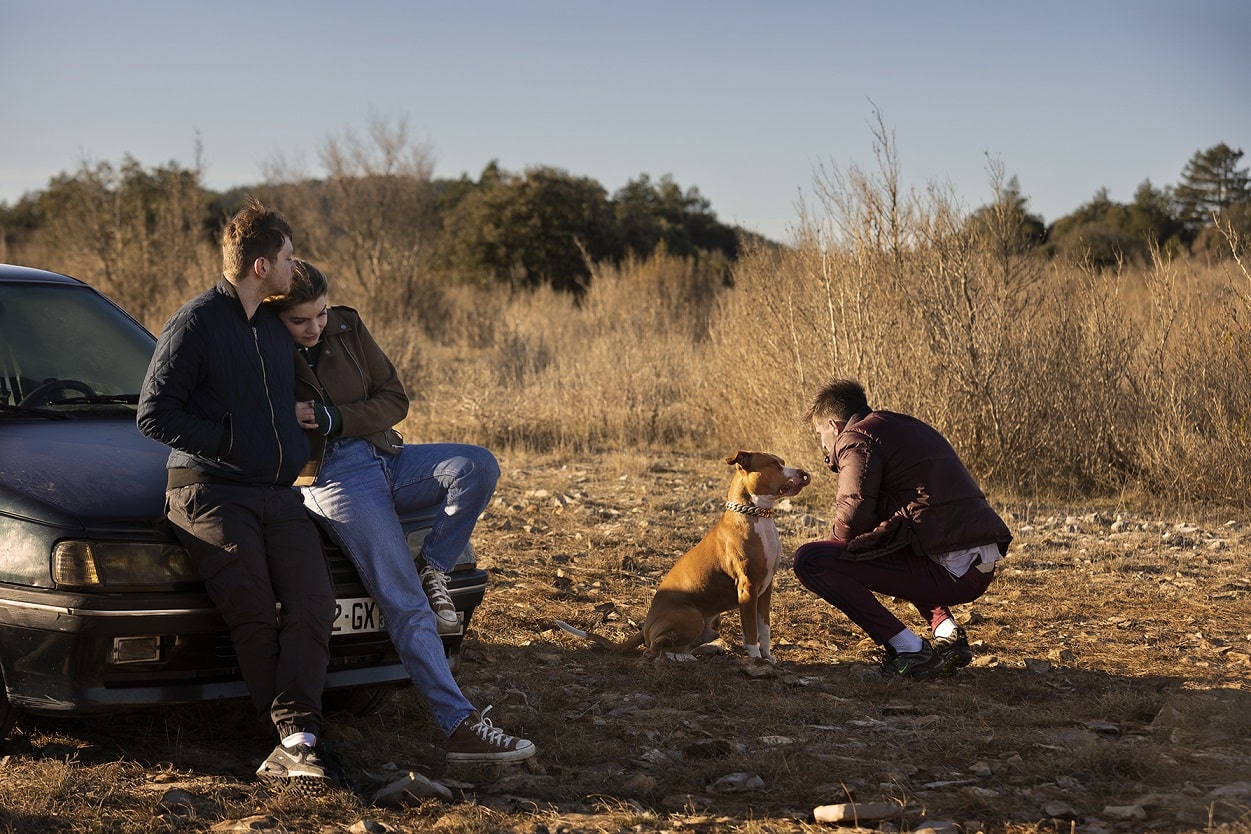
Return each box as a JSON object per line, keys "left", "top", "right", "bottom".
{"left": 322, "top": 685, "right": 394, "bottom": 718}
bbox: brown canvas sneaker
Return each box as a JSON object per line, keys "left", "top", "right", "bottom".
{"left": 446, "top": 706, "right": 537, "bottom": 763}
{"left": 420, "top": 564, "right": 460, "bottom": 634}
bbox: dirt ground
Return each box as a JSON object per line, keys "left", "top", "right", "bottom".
{"left": 1, "top": 450, "right": 1249, "bottom": 834}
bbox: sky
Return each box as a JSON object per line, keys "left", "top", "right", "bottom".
{"left": 2, "top": 1, "right": 1249, "bottom": 243}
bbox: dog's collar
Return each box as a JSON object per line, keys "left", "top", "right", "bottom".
{"left": 726, "top": 501, "right": 773, "bottom": 518}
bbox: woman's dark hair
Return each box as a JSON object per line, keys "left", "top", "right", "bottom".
{"left": 264, "top": 259, "right": 330, "bottom": 312}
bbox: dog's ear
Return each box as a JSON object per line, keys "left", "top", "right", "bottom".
{"left": 725, "top": 451, "right": 749, "bottom": 467}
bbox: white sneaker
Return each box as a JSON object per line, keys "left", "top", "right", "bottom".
{"left": 420, "top": 565, "right": 460, "bottom": 633}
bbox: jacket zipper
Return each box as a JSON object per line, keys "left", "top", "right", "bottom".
{"left": 253, "top": 326, "right": 283, "bottom": 482}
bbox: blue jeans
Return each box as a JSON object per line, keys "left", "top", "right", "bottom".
{"left": 298, "top": 437, "right": 500, "bottom": 735}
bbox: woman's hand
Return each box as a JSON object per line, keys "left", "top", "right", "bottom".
{"left": 295, "top": 400, "right": 318, "bottom": 430}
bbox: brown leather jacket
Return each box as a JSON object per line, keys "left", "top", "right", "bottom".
{"left": 292, "top": 306, "right": 407, "bottom": 485}
{"left": 831, "top": 408, "right": 1011, "bottom": 561}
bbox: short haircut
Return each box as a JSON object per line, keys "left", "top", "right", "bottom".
{"left": 220, "top": 196, "right": 294, "bottom": 282}
{"left": 805, "top": 377, "right": 869, "bottom": 422}
{"left": 264, "top": 259, "right": 330, "bottom": 312}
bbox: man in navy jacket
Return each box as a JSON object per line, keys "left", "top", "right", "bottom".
{"left": 138, "top": 197, "right": 338, "bottom": 793}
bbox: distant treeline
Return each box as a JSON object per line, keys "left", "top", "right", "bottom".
{"left": 0, "top": 120, "right": 749, "bottom": 306}
{"left": 0, "top": 115, "right": 1246, "bottom": 322}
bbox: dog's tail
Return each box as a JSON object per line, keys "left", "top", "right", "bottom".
{"left": 554, "top": 619, "right": 645, "bottom": 654}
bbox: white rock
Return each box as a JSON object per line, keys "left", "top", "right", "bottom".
{"left": 813, "top": 801, "right": 901, "bottom": 822}
{"left": 914, "top": 822, "right": 960, "bottom": 834}
{"left": 759, "top": 735, "right": 794, "bottom": 745}
{"left": 349, "top": 821, "right": 394, "bottom": 834}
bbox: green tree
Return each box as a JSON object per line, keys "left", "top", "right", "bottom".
{"left": 437, "top": 164, "right": 619, "bottom": 293}
{"left": 1045, "top": 188, "right": 1134, "bottom": 266}
{"left": 1125, "top": 179, "right": 1185, "bottom": 255}
{"left": 1175, "top": 143, "right": 1250, "bottom": 235}
{"left": 1044, "top": 183, "right": 1185, "bottom": 267}
{"left": 612, "top": 174, "right": 739, "bottom": 261}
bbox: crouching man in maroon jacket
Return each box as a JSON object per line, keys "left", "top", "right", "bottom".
{"left": 793, "top": 378, "right": 1012, "bottom": 680}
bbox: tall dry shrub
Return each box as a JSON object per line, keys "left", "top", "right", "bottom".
{"left": 705, "top": 122, "right": 1164, "bottom": 499}
{"left": 387, "top": 250, "right": 725, "bottom": 453}
{"left": 260, "top": 114, "right": 443, "bottom": 330}
{"left": 13, "top": 154, "right": 214, "bottom": 331}
{"left": 1131, "top": 247, "right": 1251, "bottom": 501}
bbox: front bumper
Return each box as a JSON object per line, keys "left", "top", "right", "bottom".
{"left": 0, "top": 567, "right": 487, "bottom": 715}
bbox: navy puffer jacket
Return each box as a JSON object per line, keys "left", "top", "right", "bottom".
{"left": 138, "top": 280, "right": 309, "bottom": 486}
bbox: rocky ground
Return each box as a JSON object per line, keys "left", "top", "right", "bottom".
{"left": 1, "top": 450, "right": 1248, "bottom": 833}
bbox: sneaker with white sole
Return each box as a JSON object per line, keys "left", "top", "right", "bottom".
{"left": 446, "top": 706, "right": 537, "bottom": 763}
{"left": 256, "top": 742, "right": 336, "bottom": 795}
{"left": 420, "top": 564, "right": 461, "bottom": 634}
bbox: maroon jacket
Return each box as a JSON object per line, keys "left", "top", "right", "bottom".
{"left": 830, "top": 408, "right": 1011, "bottom": 561}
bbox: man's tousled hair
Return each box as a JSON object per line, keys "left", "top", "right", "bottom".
{"left": 805, "top": 377, "right": 869, "bottom": 422}
{"left": 220, "top": 196, "right": 293, "bottom": 281}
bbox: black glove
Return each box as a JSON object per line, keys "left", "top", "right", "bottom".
{"left": 312, "top": 403, "right": 342, "bottom": 437}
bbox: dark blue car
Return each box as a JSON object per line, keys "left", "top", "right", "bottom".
{"left": 0, "top": 264, "right": 486, "bottom": 736}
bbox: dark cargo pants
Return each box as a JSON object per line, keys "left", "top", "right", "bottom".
{"left": 166, "top": 481, "right": 334, "bottom": 740}
{"left": 793, "top": 540, "right": 994, "bottom": 645}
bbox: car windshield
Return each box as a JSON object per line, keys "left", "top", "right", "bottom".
{"left": 0, "top": 281, "right": 154, "bottom": 416}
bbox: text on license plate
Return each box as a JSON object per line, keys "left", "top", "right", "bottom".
{"left": 332, "top": 597, "right": 386, "bottom": 635}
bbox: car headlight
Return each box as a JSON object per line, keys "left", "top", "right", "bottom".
{"left": 52, "top": 541, "right": 197, "bottom": 589}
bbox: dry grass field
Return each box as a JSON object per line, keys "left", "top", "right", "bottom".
{"left": 2, "top": 449, "right": 1248, "bottom": 834}
{"left": 4, "top": 135, "right": 1248, "bottom": 832}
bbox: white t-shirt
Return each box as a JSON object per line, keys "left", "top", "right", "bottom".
{"left": 936, "top": 542, "right": 1001, "bottom": 577}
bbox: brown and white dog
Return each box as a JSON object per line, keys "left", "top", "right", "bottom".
{"left": 556, "top": 451, "right": 810, "bottom": 663}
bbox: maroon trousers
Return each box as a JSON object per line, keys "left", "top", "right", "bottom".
{"left": 792, "top": 540, "right": 994, "bottom": 645}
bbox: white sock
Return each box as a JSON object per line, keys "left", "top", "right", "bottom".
{"left": 887, "top": 628, "right": 924, "bottom": 654}
{"left": 281, "top": 731, "right": 316, "bottom": 749}
{"left": 933, "top": 618, "right": 958, "bottom": 640}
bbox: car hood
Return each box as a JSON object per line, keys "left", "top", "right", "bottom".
{"left": 0, "top": 418, "right": 170, "bottom": 531}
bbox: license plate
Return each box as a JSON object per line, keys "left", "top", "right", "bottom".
{"left": 332, "top": 597, "right": 387, "bottom": 635}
